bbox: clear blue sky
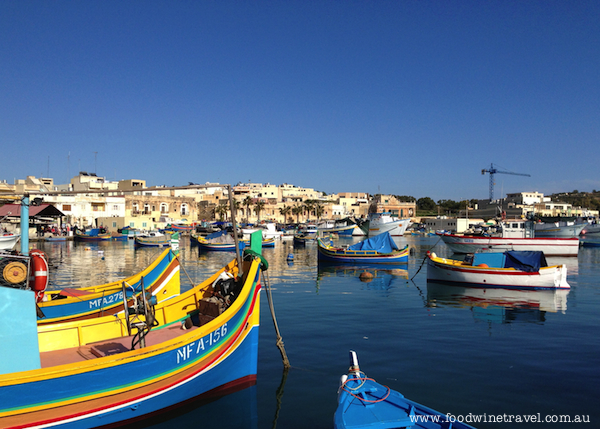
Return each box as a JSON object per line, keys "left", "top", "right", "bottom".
{"left": 2, "top": 1, "right": 599, "bottom": 202}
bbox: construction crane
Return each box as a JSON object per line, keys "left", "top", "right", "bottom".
{"left": 481, "top": 163, "right": 530, "bottom": 201}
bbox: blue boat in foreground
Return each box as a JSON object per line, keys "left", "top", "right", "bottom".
{"left": 335, "top": 351, "right": 477, "bottom": 429}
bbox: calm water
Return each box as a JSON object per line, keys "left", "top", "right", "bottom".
{"left": 37, "top": 235, "right": 600, "bottom": 428}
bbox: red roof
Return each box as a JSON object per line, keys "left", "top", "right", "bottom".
{"left": 0, "top": 204, "right": 64, "bottom": 217}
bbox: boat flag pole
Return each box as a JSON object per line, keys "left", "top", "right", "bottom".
{"left": 227, "top": 185, "right": 243, "bottom": 272}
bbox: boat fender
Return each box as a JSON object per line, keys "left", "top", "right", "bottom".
{"left": 29, "top": 249, "right": 49, "bottom": 303}
{"left": 429, "top": 252, "right": 436, "bottom": 259}
{"left": 286, "top": 253, "right": 294, "bottom": 261}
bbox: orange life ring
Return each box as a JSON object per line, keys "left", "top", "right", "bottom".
{"left": 29, "top": 250, "right": 48, "bottom": 303}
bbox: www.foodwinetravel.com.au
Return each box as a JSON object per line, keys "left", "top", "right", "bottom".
{"left": 410, "top": 413, "right": 590, "bottom": 424}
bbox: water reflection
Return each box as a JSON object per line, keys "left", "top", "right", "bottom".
{"left": 317, "top": 264, "right": 408, "bottom": 291}
{"left": 426, "top": 281, "right": 569, "bottom": 324}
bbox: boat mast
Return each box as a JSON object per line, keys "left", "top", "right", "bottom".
{"left": 228, "top": 184, "right": 243, "bottom": 272}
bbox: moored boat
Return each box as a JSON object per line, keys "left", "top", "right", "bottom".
{"left": 335, "top": 350, "right": 477, "bottom": 429}
{"left": 366, "top": 212, "right": 411, "bottom": 236}
{"left": 317, "top": 232, "right": 409, "bottom": 264}
{"left": 438, "top": 219, "right": 580, "bottom": 257}
{"left": 37, "top": 248, "right": 181, "bottom": 324}
{"left": 74, "top": 228, "right": 112, "bottom": 241}
{"left": 426, "top": 250, "right": 569, "bottom": 290}
{"left": 134, "top": 235, "right": 171, "bottom": 247}
{"left": 0, "top": 233, "right": 20, "bottom": 250}
{"left": 242, "top": 222, "right": 283, "bottom": 240}
{"left": 197, "top": 230, "right": 244, "bottom": 252}
{"left": 533, "top": 221, "right": 585, "bottom": 238}
{"left": 317, "top": 218, "right": 364, "bottom": 237}
{"left": 0, "top": 249, "right": 265, "bottom": 428}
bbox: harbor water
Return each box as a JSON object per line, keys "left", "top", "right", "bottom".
{"left": 36, "top": 235, "right": 599, "bottom": 428}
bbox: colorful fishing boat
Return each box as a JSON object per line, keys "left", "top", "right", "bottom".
{"left": 426, "top": 250, "right": 569, "bottom": 290}
{"left": 335, "top": 351, "right": 477, "bottom": 429}
{"left": 134, "top": 235, "right": 171, "bottom": 247}
{"left": 0, "top": 250, "right": 265, "bottom": 428}
{"left": 241, "top": 237, "right": 275, "bottom": 248}
{"left": 45, "top": 235, "right": 68, "bottom": 242}
{"left": 165, "top": 222, "right": 194, "bottom": 232}
{"left": 197, "top": 230, "right": 245, "bottom": 252}
{"left": 438, "top": 219, "right": 580, "bottom": 257}
{"left": 317, "top": 232, "right": 409, "bottom": 264}
{"left": 37, "top": 248, "right": 181, "bottom": 324}
{"left": 74, "top": 228, "right": 112, "bottom": 241}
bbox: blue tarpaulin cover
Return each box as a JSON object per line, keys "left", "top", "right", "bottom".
{"left": 504, "top": 251, "right": 548, "bottom": 272}
{"left": 347, "top": 232, "right": 399, "bottom": 253}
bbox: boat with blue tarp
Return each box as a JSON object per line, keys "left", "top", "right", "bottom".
{"left": 427, "top": 249, "right": 570, "bottom": 290}
{"left": 317, "top": 232, "right": 409, "bottom": 264}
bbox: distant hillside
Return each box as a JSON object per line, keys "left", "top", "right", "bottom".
{"left": 550, "top": 190, "right": 600, "bottom": 211}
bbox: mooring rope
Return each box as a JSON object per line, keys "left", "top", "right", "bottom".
{"left": 410, "top": 235, "right": 442, "bottom": 281}
{"left": 262, "top": 269, "right": 290, "bottom": 369}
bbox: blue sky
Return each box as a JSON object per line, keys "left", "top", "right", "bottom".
{"left": 2, "top": 1, "right": 599, "bottom": 202}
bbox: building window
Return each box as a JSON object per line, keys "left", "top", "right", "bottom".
{"left": 142, "top": 222, "right": 147, "bottom": 228}
{"left": 62, "top": 204, "right": 72, "bottom": 211}
{"left": 112, "top": 221, "right": 117, "bottom": 227}
{"left": 160, "top": 203, "right": 168, "bottom": 213}
{"left": 92, "top": 203, "right": 105, "bottom": 212}
{"left": 129, "top": 222, "right": 135, "bottom": 227}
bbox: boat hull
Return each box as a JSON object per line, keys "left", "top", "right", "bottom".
{"left": 335, "top": 369, "right": 476, "bottom": 429}
{"left": 134, "top": 236, "right": 171, "bottom": 247}
{"left": 533, "top": 223, "right": 585, "bottom": 238}
{"left": 0, "top": 259, "right": 262, "bottom": 429}
{"left": 0, "top": 234, "right": 20, "bottom": 250}
{"left": 367, "top": 217, "right": 411, "bottom": 237}
{"left": 426, "top": 254, "right": 570, "bottom": 290}
{"left": 439, "top": 233, "right": 580, "bottom": 257}
{"left": 38, "top": 249, "right": 181, "bottom": 324}
{"left": 317, "top": 240, "right": 409, "bottom": 264}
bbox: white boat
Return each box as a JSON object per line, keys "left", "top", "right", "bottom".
{"left": 242, "top": 223, "right": 283, "bottom": 240}
{"left": 0, "top": 233, "right": 20, "bottom": 251}
{"left": 534, "top": 221, "right": 585, "bottom": 237}
{"left": 426, "top": 250, "right": 570, "bottom": 290}
{"left": 366, "top": 213, "right": 411, "bottom": 236}
{"left": 316, "top": 219, "right": 361, "bottom": 236}
{"left": 439, "top": 219, "right": 580, "bottom": 257}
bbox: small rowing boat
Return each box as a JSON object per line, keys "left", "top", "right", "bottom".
{"left": 335, "top": 351, "right": 477, "bottom": 429}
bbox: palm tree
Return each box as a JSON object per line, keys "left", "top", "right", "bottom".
{"left": 243, "top": 196, "right": 253, "bottom": 223}
{"left": 303, "top": 200, "right": 315, "bottom": 222}
{"left": 314, "top": 202, "right": 324, "bottom": 221}
{"left": 215, "top": 204, "right": 228, "bottom": 222}
{"left": 292, "top": 205, "right": 303, "bottom": 223}
{"left": 253, "top": 200, "right": 266, "bottom": 224}
{"left": 279, "top": 205, "right": 291, "bottom": 224}
{"left": 230, "top": 199, "right": 241, "bottom": 221}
